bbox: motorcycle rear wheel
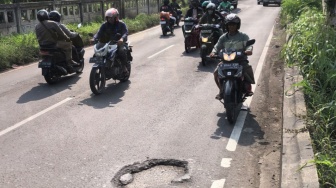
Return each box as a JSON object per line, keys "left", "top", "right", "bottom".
{"left": 89, "top": 67, "right": 106, "bottom": 95}
{"left": 44, "top": 71, "right": 59, "bottom": 84}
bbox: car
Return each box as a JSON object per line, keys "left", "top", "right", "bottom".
{"left": 262, "top": 0, "right": 281, "bottom": 6}
{"left": 229, "top": 0, "right": 238, "bottom": 9}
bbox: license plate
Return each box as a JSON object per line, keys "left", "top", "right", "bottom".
{"left": 222, "top": 63, "right": 239, "bottom": 69}
{"left": 201, "top": 29, "right": 212, "bottom": 34}
{"left": 160, "top": 21, "right": 166, "bottom": 24}
{"left": 89, "top": 56, "right": 103, "bottom": 63}
{"left": 38, "top": 61, "right": 51, "bottom": 67}
{"left": 184, "top": 22, "right": 194, "bottom": 25}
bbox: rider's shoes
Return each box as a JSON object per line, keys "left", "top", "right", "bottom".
{"left": 215, "top": 93, "right": 223, "bottom": 100}
{"left": 245, "top": 91, "right": 254, "bottom": 97}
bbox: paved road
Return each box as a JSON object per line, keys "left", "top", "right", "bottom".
{"left": 0, "top": 1, "right": 281, "bottom": 187}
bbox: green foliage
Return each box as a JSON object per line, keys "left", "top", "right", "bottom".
{"left": 282, "top": 0, "right": 336, "bottom": 186}
{"left": 0, "top": 13, "right": 159, "bottom": 71}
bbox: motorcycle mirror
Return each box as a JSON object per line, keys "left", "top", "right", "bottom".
{"left": 246, "top": 39, "right": 256, "bottom": 46}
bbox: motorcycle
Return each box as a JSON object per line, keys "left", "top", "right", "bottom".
{"left": 183, "top": 17, "right": 200, "bottom": 53}
{"left": 211, "top": 39, "right": 255, "bottom": 123}
{"left": 199, "top": 23, "right": 221, "bottom": 66}
{"left": 160, "top": 11, "right": 174, "bottom": 36}
{"left": 88, "top": 33, "right": 133, "bottom": 95}
{"left": 38, "top": 24, "right": 85, "bottom": 84}
{"left": 174, "top": 9, "right": 182, "bottom": 26}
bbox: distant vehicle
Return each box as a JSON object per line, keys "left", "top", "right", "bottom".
{"left": 262, "top": 0, "right": 281, "bottom": 6}
{"left": 229, "top": 0, "right": 238, "bottom": 9}
{"left": 257, "top": 0, "right": 262, "bottom": 4}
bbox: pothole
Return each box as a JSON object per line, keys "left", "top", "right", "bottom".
{"left": 111, "top": 158, "right": 190, "bottom": 187}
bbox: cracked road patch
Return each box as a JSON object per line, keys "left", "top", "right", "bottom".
{"left": 111, "top": 158, "right": 190, "bottom": 187}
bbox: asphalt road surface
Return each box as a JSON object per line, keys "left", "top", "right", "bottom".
{"left": 0, "top": 0, "right": 283, "bottom": 187}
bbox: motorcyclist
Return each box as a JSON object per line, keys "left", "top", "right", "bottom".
{"left": 93, "top": 8, "right": 129, "bottom": 75}
{"left": 170, "top": 0, "right": 182, "bottom": 23}
{"left": 217, "top": 0, "right": 232, "bottom": 11}
{"left": 48, "top": 10, "right": 81, "bottom": 62}
{"left": 209, "top": 13, "right": 255, "bottom": 99}
{"left": 34, "top": 9, "right": 78, "bottom": 69}
{"left": 160, "top": 0, "right": 176, "bottom": 29}
{"left": 198, "top": 2, "right": 223, "bottom": 45}
{"left": 182, "top": 0, "right": 203, "bottom": 36}
{"left": 201, "top": 1, "right": 225, "bottom": 22}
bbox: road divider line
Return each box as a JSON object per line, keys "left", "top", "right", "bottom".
{"left": 0, "top": 97, "right": 73, "bottom": 137}
{"left": 221, "top": 158, "right": 232, "bottom": 168}
{"left": 148, "top": 45, "right": 174, "bottom": 59}
{"left": 211, "top": 179, "right": 226, "bottom": 188}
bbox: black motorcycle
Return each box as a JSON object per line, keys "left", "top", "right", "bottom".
{"left": 199, "top": 24, "right": 220, "bottom": 66}
{"left": 38, "top": 32, "right": 85, "bottom": 84}
{"left": 212, "top": 39, "right": 255, "bottom": 123}
{"left": 89, "top": 34, "right": 133, "bottom": 95}
{"left": 160, "top": 12, "right": 174, "bottom": 36}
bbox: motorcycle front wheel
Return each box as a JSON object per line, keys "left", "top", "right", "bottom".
{"left": 224, "top": 81, "right": 237, "bottom": 124}
{"left": 185, "top": 38, "right": 191, "bottom": 53}
{"left": 76, "top": 60, "right": 85, "bottom": 74}
{"left": 89, "top": 67, "right": 106, "bottom": 95}
{"left": 120, "top": 62, "right": 131, "bottom": 82}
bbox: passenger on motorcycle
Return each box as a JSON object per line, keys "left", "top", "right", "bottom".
{"left": 48, "top": 10, "right": 81, "bottom": 62}
{"left": 94, "top": 8, "right": 129, "bottom": 75}
{"left": 182, "top": 0, "right": 203, "bottom": 36}
{"left": 217, "top": 0, "right": 232, "bottom": 11}
{"left": 160, "top": 0, "right": 176, "bottom": 28}
{"left": 209, "top": 13, "right": 255, "bottom": 99}
{"left": 170, "top": 0, "right": 182, "bottom": 17}
{"left": 198, "top": 3, "right": 223, "bottom": 45}
{"left": 35, "top": 9, "right": 78, "bottom": 69}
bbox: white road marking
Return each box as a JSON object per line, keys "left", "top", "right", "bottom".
{"left": 0, "top": 97, "right": 73, "bottom": 137}
{"left": 147, "top": 45, "right": 174, "bottom": 59}
{"left": 221, "top": 158, "right": 232, "bottom": 168}
{"left": 225, "top": 26, "right": 275, "bottom": 151}
{"left": 211, "top": 179, "right": 226, "bottom": 188}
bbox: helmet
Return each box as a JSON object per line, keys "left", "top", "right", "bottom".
{"left": 191, "top": 0, "right": 199, "bottom": 7}
{"left": 201, "top": 1, "right": 210, "bottom": 9}
{"left": 225, "top": 13, "right": 241, "bottom": 29}
{"left": 105, "top": 8, "right": 119, "bottom": 22}
{"left": 206, "top": 2, "right": 216, "bottom": 10}
{"left": 163, "top": 0, "right": 170, "bottom": 5}
{"left": 49, "top": 10, "right": 61, "bottom": 22}
{"left": 37, "top": 9, "right": 49, "bottom": 22}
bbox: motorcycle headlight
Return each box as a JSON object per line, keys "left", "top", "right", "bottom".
{"left": 223, "top": 52, "right": 236, "bottom": 61}
{"left": 202, "top": 37, "right": 208, "bottom": 43}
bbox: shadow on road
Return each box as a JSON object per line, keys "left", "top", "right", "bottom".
{"left": 79, "top": 80, "right": 131, "bottom": 109}
{"left": 16, "top": 75, "right": 81, "bottom": 104}
{"left": 210, "top": 108, "right": 264, "bottom": 147}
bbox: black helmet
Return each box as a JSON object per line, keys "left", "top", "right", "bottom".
{"left": 163, "top": 0, "right": 169, "bottom": 5}
{"left": 191, "top": 0, "right": 199, "bottom": 7}
{"left": 37, "top": 9, "right": 49, "bottom": 22}
{"left": 225, "top": 13, "right": 241, "bottom": 30}
{"left": 49, "top": 10, "right": 61, "bottom": 22}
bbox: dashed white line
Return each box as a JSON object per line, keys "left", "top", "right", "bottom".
{"left": 221, "top": 158, "right": 232, "bottom": 168}
{"left": 211, "top": 179, "right": 226, "bottom": 188}
{"left": 0, "top": 97, "right": 73, "bottom": 137}
{"left": 148, "top": 45, "right": 174, "bottom": 59}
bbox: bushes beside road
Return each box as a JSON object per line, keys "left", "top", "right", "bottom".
{"left": 281, "top": 0, "right": 336, "bottom": 186}
{"left": 0, "top": 13, "right": 159, "bottom": 72}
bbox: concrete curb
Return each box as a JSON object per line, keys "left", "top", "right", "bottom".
{"left": 281, "top": 66, "right": 319, "bottom": 187}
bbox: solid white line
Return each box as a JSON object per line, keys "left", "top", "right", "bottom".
{"left": 211, "top": 179, "right": 226, "bottom": 188}
{"left": 148, "top": 45, "right": 174, "bottom": 59}
{"left": 221, "top": 158, "right": 232, "bottom": 168}
{"left": 0, "top": 97, "right": 73, "bottom": 137}
{"left": 225, "top": 26, "right": 275, "bottom": 151}
{"left": 226, "top": 111, "right": 247, "bottom": 151}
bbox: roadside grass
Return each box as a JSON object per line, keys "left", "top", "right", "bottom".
{"left": 0, "top": 13, "right": 159, "bottom": 72}
{"left": 281, "top": 0, "right": 336, "bottom": 186}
